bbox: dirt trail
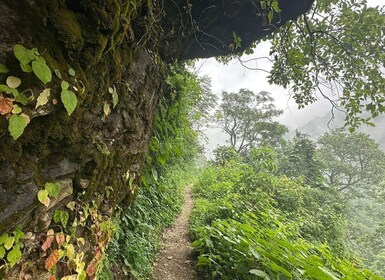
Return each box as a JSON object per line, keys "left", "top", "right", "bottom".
{"left": 152, "top": 185, "right": 199, "bottom": 280}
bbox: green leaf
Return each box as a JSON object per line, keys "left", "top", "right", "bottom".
{"left": 0, "top": 233, "right": 8, "bottom": 245}
{"left": 7, "top": 247, "right": 22, "bottom": 267}
{"left": 8, "top": 114, "right": 27, "bottom": 140}
{"left": 13, "top": 90, "right": 29, "bottom": 105}
{"left": 68, "top": 68, "right": 76, "bottom": 76}
{"left": 34, "top": 56, "right": 46, "bottom": 64}
{"left": 53, "top": 210, "right": 61, "bottom": 224}
{"left": 0, "top": 85, "right": 9, "bottom": 93}
{"left": 54, "top": 69, "right": 62, "bottom": 79}
{"left": 53, "top": 210, "right": 69, "bottom": 228}
{"left": 112, "top": 87, "right": 118, "bottom": 108}
{"left": 197, "top": 255, "right": 211, "bottom": 265}
{"left": 13, "top": 228, "right": 25, "bottom": 242}
{"left": 250, "top": 247, "right": 261, "bottom": 259}
{"left": 61, "top": 90, "right": 78, "bottom": 116}
{"left": 4, "top": 236, "right": 15, "bottom": 250}
{"left": 0, "top": 64, "right": 9, "bottom": 73}
{"left": 13, "top": 44, "right": 35, "bottom": 66}
{"left": 6, "top": 76, "right": 21, "bottom": 89}
{"left": 37, "top": 189, "right": 50, "bottom": 207}
{"left": 270, "top": 262, "right": 292, "bottom": 278}
{"left": 61, "top": 80, "right": 69, "bottom": 91}
{"left": 249, "top": 269, "right": 270, "bottom": 278}
{"left": 60, "top": 211, "right": 69, "bottom": 228}
{"left": 78, "top": 271, "right": 86, "bottom": 280}
{"left": 12, "top": 104, "right": 22, "bottom": 114}
{"left": 0, "top": 246, "right": 5, "bottom": 258}
{"left": 156, "top": 154, "right": 166, "bottom": 165}
{"left": 32, "top": 60, "right": 52, "bottom": 84}
{"left": 318, "top": 266, "right": 339, "bottom": 280}
{"left": 20, "top": 63, "right": 32, "bottom": 73}
{"left": 271, "top": 1, "right": 281, "bottom": 12}
{"left": 45, "top": 182, "right": 61, "bottom": 198}
{"left": 159, "top": 143, "right": 167, "bottom": 155}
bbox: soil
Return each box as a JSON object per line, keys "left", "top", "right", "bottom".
{"left": 152, "top": 185, "right": 199, "bottom": 280}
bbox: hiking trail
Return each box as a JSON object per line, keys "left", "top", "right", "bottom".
{"left": 152, "top": 185, "right": 199, "bottom": 280}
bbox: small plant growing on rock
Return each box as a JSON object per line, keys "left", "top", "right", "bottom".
{"left": 0, "top": 44, "right": 79, "bottom": 140}
{"left": 0, "top": 227, "right": 25, "bottom": 268}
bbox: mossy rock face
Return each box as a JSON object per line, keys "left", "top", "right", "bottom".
{"left": 0, "top": 0, "right": 163, "bottom": 277}
{"left": 49, "top": 5, "right": 85, "bottom": 51}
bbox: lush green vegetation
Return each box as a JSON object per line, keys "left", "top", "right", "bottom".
{"left": 99, "top": 163, "right": 197, "bottom": 279}
{"left": 98, "top": 65, "right": 215, "bottom": 279}
{"left": 190, "top": 151, "right": 382, "bottom": 279}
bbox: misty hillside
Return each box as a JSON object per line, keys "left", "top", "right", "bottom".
{"left": 294, "top": 110, "right": 385, "bottom": 149}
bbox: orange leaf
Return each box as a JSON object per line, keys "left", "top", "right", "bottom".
{"left": 41, "top": 229, "right": 55, "bottom": 251}
{"left": 45, "top": 250, "right": 59, "bottom": 270}
{"left": 0, "top": 96, "right": 13, "bottom": 115}
{"left": 55, "top": 233, "right": 65, "bottom": 246}
{"left": 86, "top": 261, "right": 97, "bottom": 276}
{"left": 48, "top": 276, "right": 56, "bottom": 280}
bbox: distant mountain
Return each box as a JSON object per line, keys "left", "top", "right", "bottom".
{"left": 293, "top": 110, "right": 385, "bottom": 149}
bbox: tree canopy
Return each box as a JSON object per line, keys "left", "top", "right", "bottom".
{"left": 317, "top": 130, "right": 385, "bottom": 196}
{"left": 267, "top": 0, "right": 385, "bottom": 128}
{"left": 214, "top": 89, "right": 287, "bottom": 152}
{"left": 279, "top": 131, "right": 324, "bottom": 188}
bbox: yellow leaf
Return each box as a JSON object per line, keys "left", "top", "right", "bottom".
{"left": 35, "top": 88, "right": 51, "bottom": 108}
{"left": 66, "top": 244, "right": 75, "bottom": 261}
{"left": 103, "top": 103, "right": 111, "bottom": 116}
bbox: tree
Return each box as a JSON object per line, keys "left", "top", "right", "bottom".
{"left": 279, "top": 131, "right": 324, "bottom": 188}
{"left": 345, "top": 197, "right": 385, "bottom": 277}
{"left": 212, "top": 145, "right": 240, "bottom": 166}
{"left": 317, "top": 130, "right": 385, "bottom": 195}
{"left": 268, "top": 0, "right": 385, "bottom": 128}
{"left": 244, "top": 147, "right": 278, "bottom": 174}
{"left": 214, "top": 89, "right": 288, "bottom": 152}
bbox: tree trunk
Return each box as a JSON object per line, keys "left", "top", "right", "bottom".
{"left": 0, "top": 0, "right": 313, "bottom": 278}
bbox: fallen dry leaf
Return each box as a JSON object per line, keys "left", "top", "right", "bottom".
{"left": 0, "top": 96, "right": 13, "bottom": 115}
{"left": 45, "top": 250, "right": 59, "bottom": 270}
{"left": 55, "top": 233, "right": 65, "bottom": 246}
{"left": 41, "top": 229, "right": 55, "bottom": 251}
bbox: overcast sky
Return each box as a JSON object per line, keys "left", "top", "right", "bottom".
{"left": 194, "top": 0, "right": 384, "bottom": 156}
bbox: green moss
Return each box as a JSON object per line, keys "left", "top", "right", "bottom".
{"left": 51, "top": 8, "right": 84, "bottom": 52}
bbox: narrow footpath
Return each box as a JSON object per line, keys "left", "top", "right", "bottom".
{"left": 152, "top": 185, "right": 199, "bottom": 280}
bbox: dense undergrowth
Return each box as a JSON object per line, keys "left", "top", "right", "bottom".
{"left": 99, "top": 162, "right": 197, "bottom": 279}
{"left": 190, "top": 152, "right": 382, "bottom": 279}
